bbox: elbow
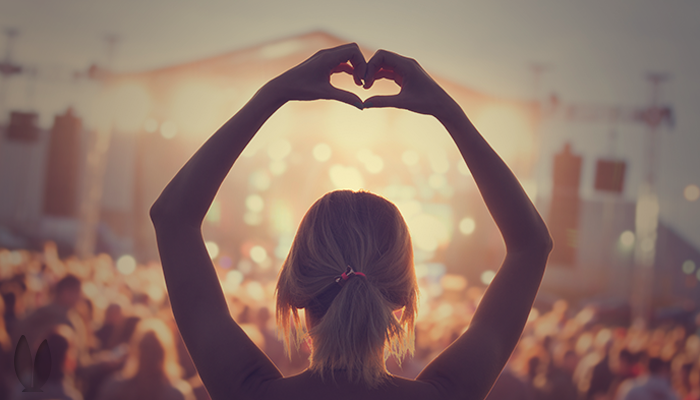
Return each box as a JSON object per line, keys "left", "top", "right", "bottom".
{"left": 542, "top": 231, "right": 554, "bottom": 254}
{"left": 149, "top": 197, "right": 171, "bottom": 228}
{"left": 149, "top": 201, "right": 164, "bottom": 228}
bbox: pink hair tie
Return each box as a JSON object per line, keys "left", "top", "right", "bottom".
{"left": 335, "top": 266, "right": 366, "bottom": 286}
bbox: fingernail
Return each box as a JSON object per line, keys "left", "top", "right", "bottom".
{"left": 364, "top": 102, "right": 373, "bottom": 109}
{"left": 354, "top": 102, "right": 364, "bottom": 110}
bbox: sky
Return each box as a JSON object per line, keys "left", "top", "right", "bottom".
{"left": 0, "top": 0, "right": 699, "bottom": 247}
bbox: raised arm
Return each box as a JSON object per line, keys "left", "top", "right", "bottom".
{"left": 362, "top": 51, "right": 553, "bottom": 400}
{"left": 150, "top": 44, "right": 366, "bottom": 400}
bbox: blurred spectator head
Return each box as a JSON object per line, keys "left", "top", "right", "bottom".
{"left": 54, "top": 274, "right": 81, "bottom": 308}
{"left": 122, "top": 318, "right": 181, "bottom": 384}
{"left": 276, "top": 190, "right": 418, "bottom": 387}
{"left": 648, "top": 356, "right": 671, "bottom": 377}
{"left": 104, "top": 303, "right": 124, "bottom": 325}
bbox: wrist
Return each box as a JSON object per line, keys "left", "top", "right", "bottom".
{"left": 433, "top": 98, "right": 466, "bottom": 126}
{"left": 256, "top": 78, "right": 292, "bottom": 109}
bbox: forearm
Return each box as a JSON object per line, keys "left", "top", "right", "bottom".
{"left": 436, "top": 103, "right": 552, "bottom": 252}
{"left": 150, "top": 84, "right": 285, "bottom": 227}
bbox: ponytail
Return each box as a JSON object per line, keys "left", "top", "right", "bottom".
{"left": 276, "top": 190, "right": 418, "bottom": 388}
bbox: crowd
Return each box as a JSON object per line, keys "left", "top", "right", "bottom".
{"left": 0, "top": 244, "right": 698, "bottom": 400}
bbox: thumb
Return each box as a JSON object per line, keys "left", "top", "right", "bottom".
{"left": 363, "top": 94, "right": 406, "bottom": 110}
{"left": 325, "top": 86, "right": 364, "bottom": 109}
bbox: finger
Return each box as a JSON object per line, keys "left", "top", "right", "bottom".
{"left": 324, "top": 86, "right": 364, "bottom": 109}
{"left": 331, "top": 62, "right": 354, "bottom": 75}
{"left": 372, "top": 69, "right": 402, "bottom": 87}
{"left": 327, "top": 43, "right": 366, "bottom": 86}
{"left": 363, "top": 94, "right": 407, "bottom": 110}
{"left": 364, "top": 50, "right": 406, "bottom": 89}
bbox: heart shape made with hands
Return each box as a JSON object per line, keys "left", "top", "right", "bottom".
{"left": 329, "top": 68, "right": 400, "bottom": 103}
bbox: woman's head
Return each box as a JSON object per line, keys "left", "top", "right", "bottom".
{"left": 276, "top": 190, "right": 418, "bottom": 387}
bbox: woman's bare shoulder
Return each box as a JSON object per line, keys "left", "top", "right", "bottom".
{"left": 259, "top": 370, "right": 442, "bottom": 400}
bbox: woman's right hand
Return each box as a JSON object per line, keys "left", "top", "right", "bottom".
{"left": 362, "top": 50, "right": 460, "bottom": 120}
{"left": 264, "top": 43, "right": 367, "bottom": 109}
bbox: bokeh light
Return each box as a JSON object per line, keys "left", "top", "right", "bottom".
{"left": 205, "top": 241, "right": 220, "bottom": 259}
{"left": 245, "top": 194, "right": 264, "bottom": 212}
{"left": 402, "top": 150, "right": 419, "bottom": 166}
{"left": 480, "top": 270, "right": 496, "bottom": 285}
{"left": 619, "top": 230, "right": 635, "bottom": 249}
{"left": 409, "top": 214, "right": 449, "bottom": 252}
{"left": 250, "top": 246, "right": 267, "bottom": 264}
{"left": 459, "top": 217, "right": 476, "bottom": 235}
{"left": 160, "top": 120, "right": 178, "bottom": 139}
{"left": 329, "top": 164, "right": 364, "bottom": 190}
{"left": 313, "top": 143, "right": 332, "bottom": 162}
{"left": 249, "top": 170, "right": 271, "bottom": 191}
{"left": 685, "top": 184, "right": 700, "bottom": 202}
{"left": 682, "top": 259, "right": 696, "bottom": 275}
{"left": 116, "top": 255, "right": 136, "bottom": 275}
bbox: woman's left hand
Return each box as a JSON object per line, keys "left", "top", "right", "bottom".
{"left": 265, "top": 43, "right": 367, "bottom": 108}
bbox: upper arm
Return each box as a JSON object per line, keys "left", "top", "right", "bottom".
{"left": 416, "top": 247, "right": 550, "bottom": 400}
{"left": 152, "top": 218, "right": 282, "bottom": 400}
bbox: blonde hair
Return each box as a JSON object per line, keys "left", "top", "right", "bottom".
{"left": 276, "top": 190, "right": 418, "bottom": 388}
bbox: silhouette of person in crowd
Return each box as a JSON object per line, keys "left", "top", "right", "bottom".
{"left": 151, "top": 43, "right": 553, "bottom": 399}
{"left": 96, "top": 318, "right": 193, "bottom": 400}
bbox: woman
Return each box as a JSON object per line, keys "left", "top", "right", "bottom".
{"left": 151, "top": 43, "right": 553, "bottom": 400}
